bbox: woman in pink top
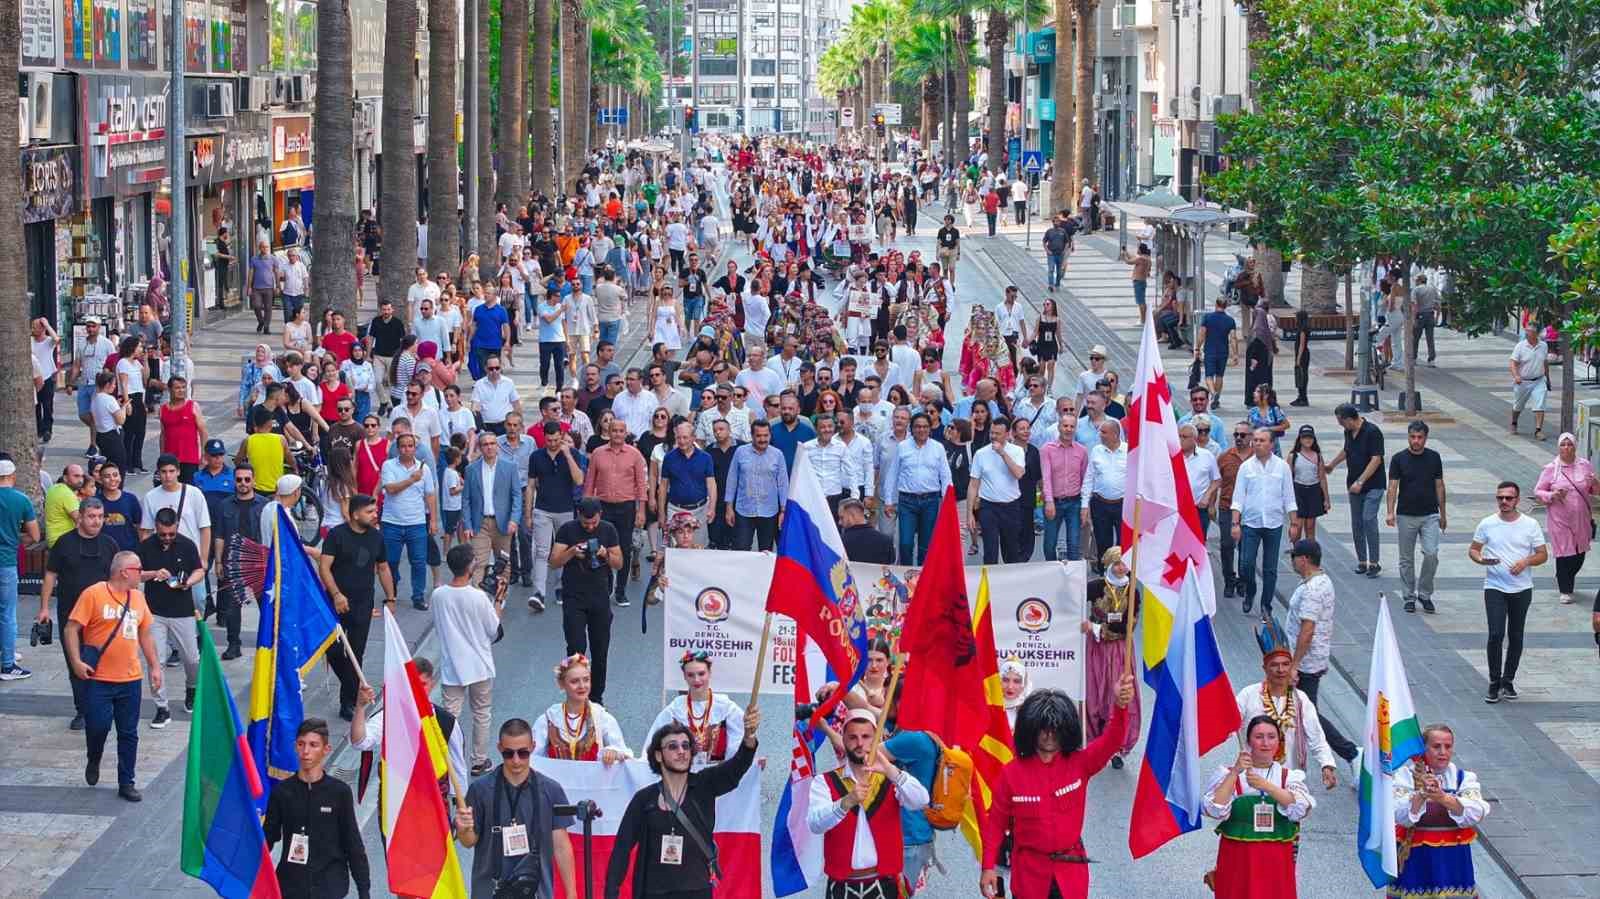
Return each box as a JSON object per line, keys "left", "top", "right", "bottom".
{"left": 1534, "top": 432, "right": 1599, "bottom": 604}
{"left": 158, "top": 375, "right": 208, "bottom": 481}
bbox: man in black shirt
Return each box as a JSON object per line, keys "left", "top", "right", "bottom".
{"left": 136, "top": 508, "right": 203, "bottom": 727}
{"left": 550, "top": 498, "right": 623, "bottom": 705}
{"left": 527, "top": 422, "right": 585, "bottom": 610}
{"left": 1326, "top": 404, "right": 1387, "bottom": 577}
{"left": 1386, "top": 420, "right": 1446, "bottom": 613}
{"left": 604, "top": 708, "right": 763, "bottom": 898}
{"left": 264, "top": 719, "right": 372, "bottom": 899}
{"left": 39, "top": 498, "right": 120, "bottom": 728}
{"left": 364, "top": 299, "right": 406, "bottom": 411}
{"left": 318, "top": 495, "right": 396, "bottom": 720}
{"left": 1012, "top": 419, "right": 1044, "bottom": 562}
{"left": 679, "top": 253, "right": 709, "bottom": 334}
{"left": 211, "top": 463, "right": 270, "bottom": 658}
{"left": 457, "top": 718, "right": 577, "bottom": 899}
{"left": 711, "top": 259, "right": 745, "bottom": 308}
{"left": 936, "top": 215, "right": 962, "bottom": 287}
{"left": 839, "top": 498, "right": 895, "bottom": 563}
{"left": 706, "top": 419, "right": 742, "bottom": 551}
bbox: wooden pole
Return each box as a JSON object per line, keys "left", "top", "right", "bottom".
{"left": 865, "top": 650, "right": 907, "bottom": 790}
{"left": 335, "top": 624, "right": 372, "bottom": 690}
{"left": 1122, "top": 499, "right": 1142, "bottom": 677}
{"left": 748, "top": 612, "right": 775, "bottom": 702}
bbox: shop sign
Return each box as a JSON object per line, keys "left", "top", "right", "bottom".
{"left": 21, "top": 146, "right": 80, "bottom": 223}
{"left": 104, "top": 88, "right": 168, "bottom": 142}
{"left": 221, "top": 127, "right": 272, "bottom": 179}
{"left": 271, "top": 115, "right": 312, "bottom": 170}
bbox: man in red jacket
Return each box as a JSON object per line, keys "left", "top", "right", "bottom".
{"left": 981, "top": 674, "right": 1135, "bottom": 898}
{"left": 807, "top": 708, "right": 931, "bottom": 899}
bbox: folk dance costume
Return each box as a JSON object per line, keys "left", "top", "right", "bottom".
{"left": 983, "top": 699, "right": 1129, "bottom": 898}
{"left": 531, "top": 701, "right": 631, "bottom": 760}
{"left": 806, "top": 724, "right": 931, "bottom": 899}
{"left": 1390, "top": 763, "right": 1489, "bottom": 898}
{"left": 642, "top": 692, "right": 745, "bottom": 770}
{"left": 1236, "top": 620, "right": 1339, "bottom": 773}
{"left": 1202, "top": 762, "right": 1315, "bottom": 898}
{"left": 1084, "top": 562, "right": 1142, "bottom": 758}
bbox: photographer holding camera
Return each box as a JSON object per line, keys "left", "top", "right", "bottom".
{"left": 457, "top": 718, "right": 578, "bottom": 899}
{"left": 549, "top": 497, "right": 623, "bottom": 705}
{"left": 135, "top": 507, "right": 203, "bottom": 728}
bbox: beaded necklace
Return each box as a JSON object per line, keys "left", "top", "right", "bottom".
{"left": 1259, "top": 682, "right": 1295, "bottom": 763}
{"left": 561, "top": 701, "right": 591, "bottom": 759}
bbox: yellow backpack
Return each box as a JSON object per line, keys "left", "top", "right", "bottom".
{"left": 923, "top": 732, "right": 975, "bottom": 831}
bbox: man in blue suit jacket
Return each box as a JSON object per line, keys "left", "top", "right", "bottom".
{"left": 462, "top": 432, "right": 525, "bottom": 574}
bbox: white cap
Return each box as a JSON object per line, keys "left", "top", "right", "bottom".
{"left": 275, "top": 474, "right": 304, "bottom": 496}
{"left": 1088, "top": 344, "right": 1108, "bottom": 358}
{"left": 0, "top": 460, "right": 15, "bottom": 476}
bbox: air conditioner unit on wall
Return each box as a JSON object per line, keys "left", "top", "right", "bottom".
{"left": 254, "top": 77, "right": 274, "bottom": 110}
{"left": 206, "top": 82, "right": 235, "bottom": 117}
{"left": 273, "top": 74, "right": 290, "bottom": 105}
{"left": 25, "top": 73, "right": 53, "bottom": 139}
{"left": 17, "top": 96, "right": 28, "bottom": 146}
{"left": 1213, "top": 94, "right": 1242, "bottom": 116}
{"left": 289, "top": 75, "right": 307, "bottom": 105}
{"left": 1169, "top": 96, "right": 1181, "bottom": 117}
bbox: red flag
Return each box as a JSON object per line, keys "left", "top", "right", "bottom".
{"left": 897, "top": 488, "right": 989, "bottom": 747}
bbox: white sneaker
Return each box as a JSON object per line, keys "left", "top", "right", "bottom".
{"left": 1349, "top": 748, "right": 1363, "bottom": 790}
{"left": 1561, "top": 593, "right": 1575, "bottom": 605}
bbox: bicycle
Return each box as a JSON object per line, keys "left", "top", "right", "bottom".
{"left": 287, "top": 441, "right": 327, "bottom": 547}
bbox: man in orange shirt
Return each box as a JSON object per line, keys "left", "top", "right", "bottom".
{"left": 582, "top": 417, "right": 648, "bottom": 608}
{"left": 64, "top": 551, "right": 162, "bottom": 802}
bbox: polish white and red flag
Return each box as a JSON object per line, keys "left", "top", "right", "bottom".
{"left": 1121, "top": 314, "right": 1217, "bottom": 618}
{"left": 547, "top": 758, "right": 762, "bottom": 898}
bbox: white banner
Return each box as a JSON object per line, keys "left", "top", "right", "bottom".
{"left": 664, "top": 551, "right": 1086, "bottom": 700}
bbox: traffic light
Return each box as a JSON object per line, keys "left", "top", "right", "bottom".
{"left": 685, "top": 105, "right": 699, "bottom": 134}
{"left": 872, "top": 111, "right": 886, "bottom": 132}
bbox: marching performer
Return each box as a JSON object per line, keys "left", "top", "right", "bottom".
{"left": 642, "top": 650, "right": 746, "bottom": 769}
{"left": 1203, "top": 715, "right": 1316, "bottom": 898}
{"left": 1235, "top": 619, "right": 1340, "bottom": 790}
{"left": 532, "top": 653, "right": 631, "bottom": 762}
{"left": 1082, "top": 547, "right": 1142, "bottom": 769}
{"left": 807, "top": 708, "right": 931, "bottom": 899}
{"left": 981, "top": 676, "right": 1136, "bottom": 898}
{"left": 1390, "top": 723, "right": 1490, "bottom": 898}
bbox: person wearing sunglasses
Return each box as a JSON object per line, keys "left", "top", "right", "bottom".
{"left": 457, "top": 717, "right": 580, "bottom": 899}
{"left": 1468, "top": 480, "right": 1549, "bottom": 703}
{"left": 1215, "top": 426, "right": 1252, "bottom": 600}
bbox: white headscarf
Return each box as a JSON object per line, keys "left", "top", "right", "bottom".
{"left": 1000, "top": 657, "right": 1032, "bottom": 714}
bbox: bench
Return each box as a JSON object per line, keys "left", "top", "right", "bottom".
{"left": 1277, "top": 312, "right": 1358, "bottom": 341}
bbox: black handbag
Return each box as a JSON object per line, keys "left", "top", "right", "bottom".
{"left": 81, "top": 593, "right": 132, "bottom": 670}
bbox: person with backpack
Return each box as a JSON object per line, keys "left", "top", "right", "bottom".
{"left": 880, "top": 687, "right": 949, "bottom": 894}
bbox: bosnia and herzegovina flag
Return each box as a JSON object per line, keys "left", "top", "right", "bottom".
{"left": 181, "top": 620, "right": 282, "bottom": 899}
{"left": 764, "top": 445, "right": 869, "bottom": 728}
{"left": 1358, "top": 597, "right": 1425, "bottom": 887}
{"left": 247, "top": 505, "right": 340, "bottom": 803}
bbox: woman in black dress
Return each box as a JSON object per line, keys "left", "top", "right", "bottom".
{"left": 1035, "top": 298, "right": 1061, "bottom": 389}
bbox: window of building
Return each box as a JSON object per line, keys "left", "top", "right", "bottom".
{"left": 699, "top": 83, "right": 735, "bottom": 103}
{"left": 779, "top": 83, "right": 798, "bottom": 99}
{"left": 698, "top": 57, "right": 737, "bottom": 76}
{"left": 752, "top": 36, "right": 774, "bottom": 54}
{"left": 750, "top": 59, "right": 775, "bottom": 76}
{"left": 780, "top": 12, "right": 798, "bottom": 28}
{"left": 780, "top": 36, "right": 798, "bottom": 52}
{"left": 750, "top": 85, "right": 775, "bottom": 99}
{"left": 753, "top": 13, "right": 772, "bottom": 27}
{"left": 780, "top": 59, "right": 798, "bottom": 76}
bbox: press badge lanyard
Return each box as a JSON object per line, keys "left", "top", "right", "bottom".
{"left": 498, "top": 775, "right": 532, "bottom": 860}
{"left": 287, "top": 779, "right": 315, "bottom": 864}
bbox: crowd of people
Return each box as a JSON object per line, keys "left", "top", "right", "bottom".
{"left": 0, "top": 132, "right": 1550, "bottom": 899}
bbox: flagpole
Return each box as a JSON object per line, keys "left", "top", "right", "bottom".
{"left": 336, "top": 624, "right": 373, "bottom": 691}
{"left": 1123, "top": 499, "right": 1142, "bottom": 677}
{"left": 749, "top": 612, "right": 775, "bottom": 701}
{"left": 866, "top": 648, "right": 907, "bottom": 789}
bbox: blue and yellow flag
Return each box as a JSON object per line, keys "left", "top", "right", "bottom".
{"left": 246, "top": 505, "right": 340, "bottom": 803}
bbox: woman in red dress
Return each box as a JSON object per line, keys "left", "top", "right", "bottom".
{"left": 532, "top": 653, "right": 631, "bottom": 762}
{"left": 1202, "top": 715, "right": 1315, "bottom": 898}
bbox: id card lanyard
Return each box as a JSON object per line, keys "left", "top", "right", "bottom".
{"left": 499, "top": 774, "right": 531, "bottom": 860}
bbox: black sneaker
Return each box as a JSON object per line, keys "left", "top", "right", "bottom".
{"left": 1110, "top": 755, "right": 1124, "bottom": 770}
{"left": 1418, "top": 596, "right": 1436, "bottom": 614}
{"left": 1484, "top": 685, "right": 1500, "bottom": 704}
{"left": 1404, "top": 597, "right": 1416, "bottom": 613}
{"left": 1241, "top": 595, "right": 1253, "bottom": 615}
{"left": 1366, "top": 564, "right": 1382, "bottom": 578}
{"left": 118, "top": 784, "right": 143, "bottom": 802}
{"left": 221, "top": 643, "right": 242, "bottom": 661}
{"left": 70, "top": 714, "right": 85, "bottom": 731}
{"left": 339, "top": 705, "right": 355, "bottom": 722}
{"left": 85, "top": 758, "right": 100, "bottom": 786}
{"left": 1500, "top": 683, "right": 1518, "bottom": 700}
{"left": 184, "top": 687, "right": 195, "bottom": 714}
{"left": 528, "top": 593, "right": 546, "bottom": 612}
{"left": 151, "top": 707, "right": 172, "bottom": 729}
{"left": 165, "top": 648, "right": 180, "bottom": 668}
{"left": 615, "top": 595, "right": 632, "bottom": 608}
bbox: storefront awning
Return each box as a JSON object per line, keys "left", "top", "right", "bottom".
{"left": 274, "top": 171, "right": 315, "bottom": 192}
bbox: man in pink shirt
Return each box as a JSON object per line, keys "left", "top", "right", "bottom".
{"left": 1040, "top": 410, "right": 1090, "bottom": 561}
{"left": 582, "top": 418, "right": 648, "bottom": 607}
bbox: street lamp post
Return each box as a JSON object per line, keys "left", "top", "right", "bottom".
{"left": 166, "top": 0, "right": 189, "bottom": 378}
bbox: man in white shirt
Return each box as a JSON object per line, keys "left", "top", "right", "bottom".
{"left": 140, "top": 454, "right": 214, "bottom": 613}
{"left": 694, "top": 385, "right": 751, "bottom": 446}
{"left": 665, "top": 216, "right": 690, "bottom": 273}
{"left": 1231, "top": 428, "right": 1298, "bottom": 618}
{"left": 766, "top": 337, "right": 805, "bottom": 388}
{"left": 1010, "top": 177, "right": 1029, "bottom": 225}
{"left": 1076, "top": 345, "right": 1110, "bottom": 401}
{"left": 412, "top": 297, "right": 449, "bottom": 352}
{"left": 407, "top": 268, "right": 443, "bottom": 323}
{"left": 837, "top": 413, "right": 877, "bottom": 514}
{"left": 735, "top": 347, "right": 784, "bottom": 417}
{"left": 433, "top": 537, "right": 503, "bottom": 775}
{"left": 1180, "top": 423, "right": 1222, "bottom": 537}
{"left": 1469, "top": 480, "right": 1549, "bottom": 703}
{"left": 71, "top": 316, "right": 115, "bottom": 454}
{"left": 496, "top": 222, "right": 523, "bottom": 264}
{"left": 471, "top": 356, "right": 522, "bottom": 435}
{"left": 970, "top": 417, "right": 1027, "bottom": 565}
{"left": 803, "top": 414, "right": 853, "bottom": 515}
{"left": 1508, "top": 323, "right": 1549, "bottom": 438}
{"left": 1012, "top": 376, "right": 1058, "bottom": 449}
{"left": 996, "top": 287, "right": 1029, "bottom": 369}
{"left": 1080, "top": 418, "right": 1128, "bottom": 573}
{"left": 610, "top": 367, "right": 661, "bottom": 437}
{"left": 278, "top": 246, "right": 310, "bottom": 323}
{"left": 889, "top": 326, "right": 922, "bottom": 391}
{"left": 391, "top": 385, "right": 444, "bottom": 459}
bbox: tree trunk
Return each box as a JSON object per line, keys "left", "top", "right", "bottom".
{"left": 380, "top": 0, "right": 419, "bottom": 321}
{"left": 0, "top": 0, "right": 38, "bottom": 501}
{"left": 1300, "top": 262, "right": 1338, "bottom": 314}
{"left": 1402, "top": 284, "right": 1418, "bottom": 413}
{"left": 954, "top": 14, "right": 973, "bottom": 164}
{"left": 1050, "top": 0, "right": 1074, "bottom": 211}
{"left": 921, "top": 76, "right": 937, "bottom": 145}
{"left": 530, "top": 0, "right": 554, "bottom": 194}
{"left": 984, "top": 13, "right": 1008, "bottom": 173}
{"left": 312, "top": 0, "right": 356, "bottom": 321}
{"left": 1561, "top": 322, "right": 1576, "bottom": 435}
{"left": 559, "top": 0, "right": 586, "bottom": 189}
{"left": 497, "top": 0, "right": 528, "bottom": 213}
{"left": 427, "top": 0, "right": 460, "bottom": 273}
{"left": 1072, "top": 0, "right": 1098, "bottom": 189}
{"left": 476, "top": 0, "right": 496, "bottom": 276}
{"left": 1241, "top": 4, "right": 1284, "bottom": 305}
{"left": 1343, "top": 270, "right": 1354, "bottom": 370}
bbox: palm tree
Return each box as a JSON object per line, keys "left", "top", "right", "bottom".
{"left": 531, "top": 0, "right": 555, "bottom": 194}
{"left": 914, "top": 0, "right": 977, "bottom": 165}
{"left": 1071, "top": 0, "right": 1097, "bottom": 189}
{"left": 476, "top": 0, "right": 496, "bottom": 278}
{"left": 0, "top": 0, "right": 36, "bottom": 499}
{"left": 560, "top": 0, "right": 587, "bottom": 189}
{"left": 498, "top": 0, "right": 528, "bottom": 212}
{"left": 1050, "top": 0, "right": 1073, "bottom": 211}
{"left": 380, "top": 0, "right": 419, "bottom": 319}
{"left": 982, "top": 8, "right": 1009, "bottom": 171}
{"left": 312, "top": 0, "right": 357, "bottom": 321}
{"left": 427, "top": 0, "right": 460, "bottom": 273}
{"left": 892, "top": 18, "right": 975, "bottom": 154}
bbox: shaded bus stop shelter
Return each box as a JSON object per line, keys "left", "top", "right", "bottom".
{"left": 1107, "top": 194, "right": 1255, "bottom": 346}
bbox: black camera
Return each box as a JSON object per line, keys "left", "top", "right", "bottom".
{"left": 585, "top": 537, "right": 601, "bottom": 570}
{"left": 30, "top": 619, "right": 52, "bottom": 647}
{"left": 480, "top": 551, "right": 512, "bottom": 594}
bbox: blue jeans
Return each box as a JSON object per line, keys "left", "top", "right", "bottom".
{"left": 84, "top": 678, "right": 141, "bottom": 786}
{"left": 382, "top": 521, "right": 429, "bottom": 604}
{"left": 0, "top": 566, "right": 16, "bottom": 669}
{"left": 1350, "top": 489, "right": 1382, "bottom": 565}
{"left": 523, "top": 289, "right": 538, "bottom": 325}
{"left": 1044, "top": 496, "right": 1082, "bottom": 561}
{"left": 282, "top": 294, "right": 305, "bottom": 322}
{"left": 1238, "top": 525, "right": 1283, "bottom": 612}
{"left": 896, "top": 492, "right": 940, "bottom": 565}
{"left": 1133, "top": 279, "right": 1147, "bottom": 307}
{"left": 598, "top": 319, "right": 622, "bottom": 347}
{"left": 1046, "top": 252, "right": 1064, "bottom": 287}
{"left": 352, "top": 391, "right": 372, "bottom": 423}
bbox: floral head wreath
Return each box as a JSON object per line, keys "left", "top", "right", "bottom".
{"left": 679, "top": 650, "right": 713, "bottom": 669}
{"left": 554, "top": 653, "right": 590, "bottom": 681}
